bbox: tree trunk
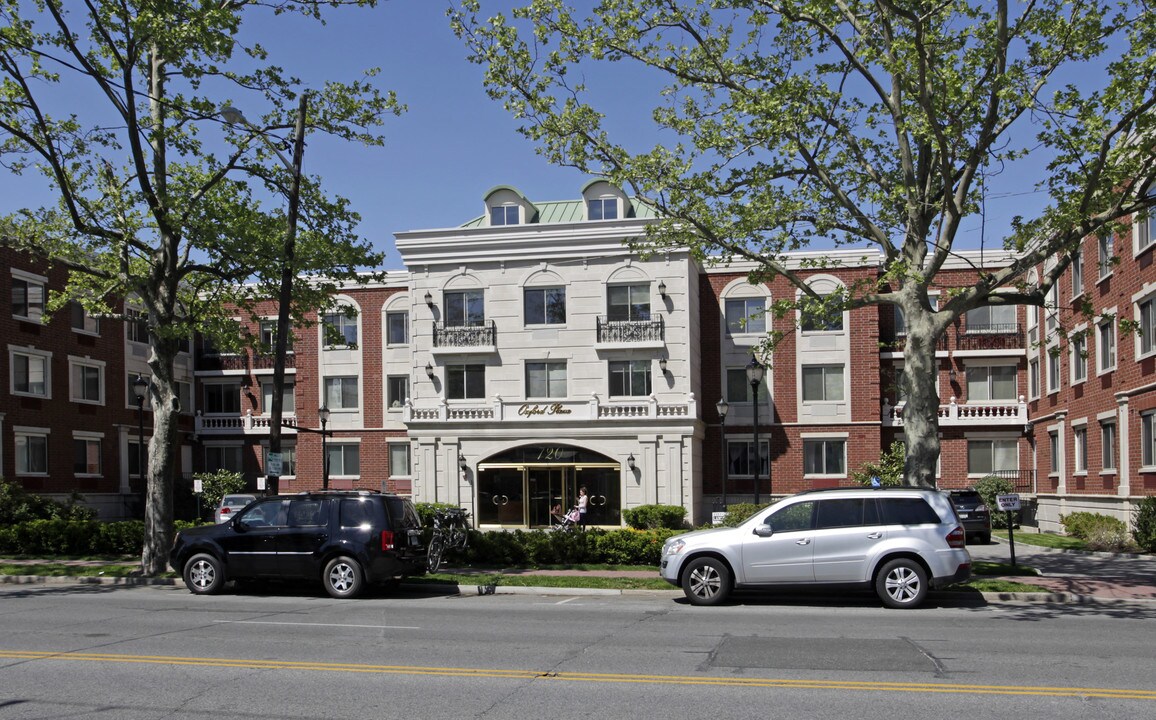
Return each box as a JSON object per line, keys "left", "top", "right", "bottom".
{"left": 900, "top": 308, "right": 946, "bottom": 487}
{"left": 139, "top": 336, "right": 180, "bottom": 576}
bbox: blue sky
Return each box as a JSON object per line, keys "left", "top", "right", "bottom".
{"left": 2, "top": 1, "right": 1056, "bottom": 270}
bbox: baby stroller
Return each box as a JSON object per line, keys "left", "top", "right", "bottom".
{"left": 551, "top": 504, "right": 581, "bottom": 531}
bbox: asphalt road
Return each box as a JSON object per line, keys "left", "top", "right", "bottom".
{"left": 1, "top": 582, "right": 1154, "bottom": 720}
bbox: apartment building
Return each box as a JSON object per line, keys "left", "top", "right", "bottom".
{"left": 5, "top": 183, "right": 1154, "bottom": 528}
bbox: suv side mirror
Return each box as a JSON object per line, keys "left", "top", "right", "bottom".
{"left": 753, "top": 523, "right": 774, "bottom": 538}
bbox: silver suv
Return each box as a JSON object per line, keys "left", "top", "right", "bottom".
{"left": 660, "top": 487, "right": 971, "bottom": 608}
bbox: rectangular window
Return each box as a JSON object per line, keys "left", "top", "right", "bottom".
{"left": 178, "top": 381, "right": 192, "bottom": 415}
{"left": 1049, "top": 432, "right": 1060, "bottom": 473}
{"left": 800, "top": 296, "right": 843, "bottom": 332}
{"left": 1046, "top": 350, "right": 1060, "bottom": 393}
{"left": 387, "top": 375, "right": 409, "bottom": 409}
{"left": 205, "top": 445, "right": 243, "bottom": 473}
{"left": 327, "top": 443, "right": 360, "bottom": 476}
{"left": 70, "top": 361, "right": 104, "bottom": 404}
{"left": 389, "top": 443, "right": 411, "bottom": 476}
{"left": 260, "top": 379, "right": 295, "bottom": 415}
{"left": 1028, "top": 358, "right": 1040, "bottom": 399}
{"left": 265, "top": 445, "right": 296, "bottom": 477}
{"left": 968, "top": 438, "right": 1018, "bottom": 475}
{"left": 12, "top": 350, "right": 50, "bottom": 397}
{"left": 801, "top": 365, "right": 845, "bottom": 402}
{"left": 1098, "top": 233, "right": 1114, "bottom": 279}
{"left": 445, "top": 290, "right": 485, "bottom": 327}
{"left": 966, "top": 365, "right": 1017, "bottom": 401}
{"left": 726, "top": 368, "right": 769, "bottom": 403}
{"left": 607, "top": 284, "right": 651, "bottom": 322}
{"left": 1140, "top": 297, "right": 1156, "bottom": 358}
{"left": 1045, "top": 285, "right": 1059, "bottom": 333}
{"left": 323, "top": 376, "right": 360, "bottom": 410}
{"left": 1139, "top": 194, "right": 1156, "bottom": 254}
{"left": 1101, "top": 421, "right": 1116, "bottom": 471}
{"left": 126, "top": 309, "right": 148, "bottom": 344}
{"left": 446, "top": 364, "right": 486, "bottom": 400}
{"left": 1097, "top": 318, "right": 1116, "bottom": 373}
{"left": 322, "top": 312, "right": 358, "bottom": 347}
{"left": 1073, "top": 427, "right": 1087, "bottom": 473}
{"left": 259, "top": 319, "right": 293, "bottom": 352}
{"left": 588, "top": 198, "right": 617, "bottom": 220}
{"left": 965, "top": 304, "right": 1017, "bottom": 332}
{"left": 490, "top": 205, "right": 519, "bottom": 226}
{"left": 726, "top": 439, "right": 769, "bottom": 477}
{"left": 725, "top": 298, "right": 766, "bottom": 334}
{"left": 1142, "top": 413, "right": 1156, "bottom": 467}
{"left": 16, "top": 433, "right": 49, "bottom": 474}
{"left": 128, "top": 440, "right": 145, "bottom": 477}
{"left": 11, "top": 276, "right": 45, "bottom": 321}
{"left": 1070, "top": 248, "right": 1084, "bottom": 297}
{"left": 204, "top": 382, "right": 241, "bottom": 414}
{"left": 803, "top": 439, "right": 846, "bottom": 475}
{"left": 386, "top": 311, "right": 409, "bottom": 344}
{"left": 524, "top": 287, "right": 566, "bottom": 325}
{"left": 1071, "top": 336, "right": 1087, "bottom": 383}
{"left": 609, "top": 359, "right": 652, "bottom": 397}
{"left": 73, "top": 438, "right": 101, "bottom": 475}
{"left": 70, "top": 302, "right": 100, "bottom": 334}
{"left": 526, "top": 361, "right": 567, "bottom": 399}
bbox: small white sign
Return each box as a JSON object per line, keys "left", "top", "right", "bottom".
{"left": 996, "top": 493, "right": 1021, "bottom": 511}
{"left": 266, "top": 452, "right": 283, "bottom": 477}
{"left": 256, "top": 476, "right": 267, "bottom": 491}
{"left": 193, "top": 478, "right": 203, "bottom": 494}
{"left": 712, "top": 511, "right": 728, "bottom": 525}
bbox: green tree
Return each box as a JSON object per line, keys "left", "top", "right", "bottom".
{"left": 0, "top": 1, "right": 401, "bottom": 574}
{"left": 194, "top": 470, "right": 247, "bottom": 514}
{"left": 849, "top": 441, "right": 906, "bottom": 487}
{"left": 451, "top": 0, "right": 1156, "bottom": 487}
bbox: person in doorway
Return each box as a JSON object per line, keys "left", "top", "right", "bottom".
{"left": 577, "top": 486, "right": 588, "bottom": 530}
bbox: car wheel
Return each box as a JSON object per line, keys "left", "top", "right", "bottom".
{"left": 183, "top": 553, "right": 225, "bottom": 595}
{"left": 323, "top": 556, "right": 364, "bottom": 599}
{"left": 875, "top": 558, "right": 929, "bottom": 609}
{"left": 681, "top": 557, "right": 731, "bottom": 606}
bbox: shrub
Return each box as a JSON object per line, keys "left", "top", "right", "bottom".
{"left": 849, "top": 441, "right": 906, "bottom": 486}
{"left": 621, "top": 504, "right": 687, "bottom": 530}
{"left": 194, "top": 470, "right": 246, "bottom": 511}
{"left": 1133, "top": 497, "right": 1156, "bottom": 553}
{"left": 973, "top": 475, "right": 1016, "bottom": 528}
{"left": 1060, "top": 511, "right": 1127, "bottom": 541}
{"left": 721, "top": 503, "right": 761, "bottom": 527}
{"left": 414, "top": 502, "right": 467, "bottom": 528}
{"left": 0, "top": 478, "right": 95, "bottom": 525}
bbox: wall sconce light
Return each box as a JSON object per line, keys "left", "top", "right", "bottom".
{"left": 424, "top": 290, "right": 433, "bottom": 308}
{"left": 658, "top": 280, "right": 667, "bottom": 298}
{"left": 627, "top": 453, "right": 636, "bottom": 471}
{"left": 459, "top": 454, "right": 468, "bottom": 471}
{"left": 659, "top": 357, "right": 668, "bottom": 374}
{"left": 425, "top": 361, "right": 434, "bottom": 379}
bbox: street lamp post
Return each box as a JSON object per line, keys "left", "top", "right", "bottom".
{"left": 220, "top": 95, "right": 308, "bottom": 496}
{"left": 715, "top": 397, "right": 729, "bottom": 510}
{"left": 318, "top": 406, "right": 331, "bottom": 490}
{"left": 132, "top": 375, "right": 148, "bottom": 495}
{"left": 746, "top": 357, "right": 765, "bottom": 506}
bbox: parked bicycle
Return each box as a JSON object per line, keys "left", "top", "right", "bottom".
{"left": 427, "top": 507, "right": 470, "bottom": 573}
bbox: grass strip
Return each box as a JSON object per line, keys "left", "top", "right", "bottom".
{"left": 992, "top": 530, "right": 1088, "bottom": 550}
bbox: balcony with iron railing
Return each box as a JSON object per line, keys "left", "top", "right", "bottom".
{"left": 957, "top": 322, "right": 1024, "bottom": 351}
{"left": 880, "top": 332, "right": 948, "bottom": 354}
{"left": 196, "top": 352, "right": 296, "bottom": 373}
{"left": 595, "top": 316, "right": 665, "bottom": 345}
{"left": 433, "top": 320, "right": 496, "bottom": 351}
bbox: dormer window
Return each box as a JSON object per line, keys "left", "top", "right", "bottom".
{"left": 588, "top": 198, "right": 618, "bottom": 221}
{"left": 491, "top": 205, "right": 519, "bottom": 226}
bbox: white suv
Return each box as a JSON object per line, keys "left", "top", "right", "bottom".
{"left": 660, "top": 487, "right": 971, "bottom": 608}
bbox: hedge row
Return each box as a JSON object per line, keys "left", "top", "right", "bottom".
{"left": 0, "top": 519, "right": 679, "bottom": 567}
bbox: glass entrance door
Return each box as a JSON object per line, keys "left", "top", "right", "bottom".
{"left": 527, "top": 467, "right": 572, "bottom": 528}
{"left": 476, "top": 468, "right": 525, "bottom": 527}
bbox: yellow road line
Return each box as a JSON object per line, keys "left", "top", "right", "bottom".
{"left": 2, "top": 650, "right": 1154, "bottom": 701}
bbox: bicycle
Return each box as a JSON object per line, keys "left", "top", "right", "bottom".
{"left": 427, "top": 507, "right": 470, "bottom": 573}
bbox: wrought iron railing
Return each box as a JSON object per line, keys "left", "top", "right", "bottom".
{"left": 433, "top": 320, "right": 496, "bottom": 348}
{"left": 596, "top": 316, "right": 664, "bottom": 343}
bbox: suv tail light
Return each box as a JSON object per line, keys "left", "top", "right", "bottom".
{"left": 946, "top": 525, "right": 966, "bottom": 548}
{"left": 381, "top": 530, "right": 395, "bottom": 551}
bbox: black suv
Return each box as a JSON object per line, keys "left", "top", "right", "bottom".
{"left": 948, "top": 489, "right": 992, "bottom": 544}
{"left": 170, "top": 491, "right": 426, "bottom": 598}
